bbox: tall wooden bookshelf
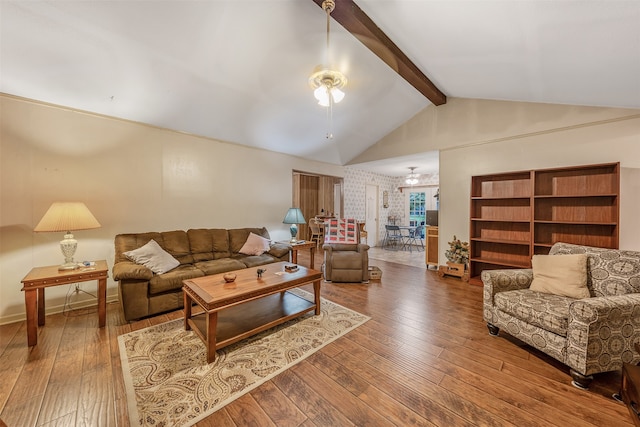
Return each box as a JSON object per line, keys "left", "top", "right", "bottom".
{"left": 468, "top": 163, "right": 619, "bottom": 285}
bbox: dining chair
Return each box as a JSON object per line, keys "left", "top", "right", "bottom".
{"left": 383, "top": 225, "right": 404, "bottom": 250}
{"left": 403, "top": 226, "right": 424, "bottom": 252}
{"left": 308, "top": 219, "right": 323, "bottom": 248}
{"left": 358, "top": 222, "right": 368, "bottom": 244}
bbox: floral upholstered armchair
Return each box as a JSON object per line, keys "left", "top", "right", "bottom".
{"left": 483, "top": 242, "right": 640, "bottom": 389}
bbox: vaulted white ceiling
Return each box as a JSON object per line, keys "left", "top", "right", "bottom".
{"left": 2, "top": 1, "right": 639, "bottom": 176}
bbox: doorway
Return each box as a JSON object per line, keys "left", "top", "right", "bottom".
{"left": 292, "top": 171, "right": 344, "bottom": 241}
{"left": 365, "top": 184, "right": 378, "bottom": 246}
{"left": 403, "top": 186, "right": 438, "bottom": 237}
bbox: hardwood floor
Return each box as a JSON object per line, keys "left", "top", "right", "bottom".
{"left": 0, "top": 251, "right": 633, "bottom": 426}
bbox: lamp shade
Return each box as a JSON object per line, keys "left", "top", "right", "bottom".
{"left": 283, "top": 208, "right": 306, "bottom": 243}
{"left": 282, "top": 208, "right": 306, "bottom": 225}
{"left": 34, "top": 202, "right": 101, "bottom": 232}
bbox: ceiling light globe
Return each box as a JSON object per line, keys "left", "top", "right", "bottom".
{"left": 331, "top": 87, "right": 345, "bottom": 103}
{"left": 314, "top": 86, "right": 330, "bottom": 106}
{"left": 406, "top": 177, "right": 419, "bottom": 185}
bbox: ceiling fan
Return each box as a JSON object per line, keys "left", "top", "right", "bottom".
{"left": 309, "top": 0, "right": 447, "bottom": 106}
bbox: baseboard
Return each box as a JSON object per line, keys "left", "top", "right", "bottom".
{"left": 0, "top": 292, "right": 120, "bottom": 326}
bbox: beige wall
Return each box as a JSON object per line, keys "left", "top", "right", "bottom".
{"left": 350, "top": 97, "right": 640, "bottom": 163}
{"left": 356, "top": 97, "right": 640, "bottom": 261}
{"left": 0, "top": 94, "right": 344, "bottom": 324}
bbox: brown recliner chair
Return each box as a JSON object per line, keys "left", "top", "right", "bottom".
{"left": 322, "top": 218, "right": 370, "bottom": 283}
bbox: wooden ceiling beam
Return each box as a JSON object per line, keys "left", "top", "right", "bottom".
{"left": 312, "top": 0, "right": 446, "bottom": 106}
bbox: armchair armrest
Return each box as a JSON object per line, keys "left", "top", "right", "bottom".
{"left": 481, "top": 269, "right": 533, "bottom": 298}
{"left": 112, "top": 261, "right": 153, "bottom": 281}
{"left": 566, "top": 293, "right": 640, "bottom": 375}
{"left": 268, "top": 242, "right": 291, "bottom": 258}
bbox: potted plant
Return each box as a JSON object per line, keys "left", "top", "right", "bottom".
{"left": 440, "top": 235, "right": 470, "bottom": 280}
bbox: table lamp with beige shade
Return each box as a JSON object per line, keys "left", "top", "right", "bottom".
{"left": 34, "top": 202, "right": 101, "bottom": 270}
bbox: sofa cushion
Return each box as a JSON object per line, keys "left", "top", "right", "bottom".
{"left": 239, "top": 232, "right": 271, "bottom": 255}
{"left": 530, "top": 253, "right": 590, "bottom": 299}
{"left": 188, "top": 228, "right": 231, "bottom": 261}
{"left": 115, "top": 232, "right": 163, "bottom": 264}
{"left": 328, "top": 250, "right": 365, "bottom": 269}
{"left": 550, "top": 243, "right": 640, "bottom": 297}
{"left": 123, "top": 239, "right": 180, "bottom": 274}
{"left": 229, "top": 227, "right": 271, "bottom": 254}
{"left": 494, "top": 289, "right": 572, "bottom": 337}
{"left": 268, "top": 242, "right": 291, "bottom": 259}
{"left": 194, "top": 258, "right": 247, "bottom": 276}
{"left": 238, "top": 254, "right": 280, "bottom": 268}
{"left": 148, "top": 264, "right": 204, "bottom": 295}
{"left": 158, "top": 230, "right": 194, "bottom": 265}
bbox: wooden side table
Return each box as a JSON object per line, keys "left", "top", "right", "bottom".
{"left": 281, "top": 241, "right": 316, "bottom": 269}
{"left": 21, "top": 260, "right": 109, "bottom": 346}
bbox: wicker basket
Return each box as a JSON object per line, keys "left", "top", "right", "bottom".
{"left": 368, "top": 266, "right": 382, "bottom": 280}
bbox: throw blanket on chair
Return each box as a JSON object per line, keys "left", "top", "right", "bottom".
{"left": 324, "top": 218, "right": 358, "bottom": 243}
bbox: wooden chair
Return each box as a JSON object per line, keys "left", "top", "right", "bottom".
{"left": 358, "top": 222, "right": 368, "bottom": 244}
{"left": 308, "top": 219, "right": 323, "bottom": 248}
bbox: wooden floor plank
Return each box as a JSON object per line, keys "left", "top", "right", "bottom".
{"left": 223, "top": 393, "right": 277, "bottom": 427}
{"left": 37, "top": 311, "right": 87, "bottom": 425}
{"left": 0, "top": 321, "right": 21, "bottom": 354}
{"left": 1, "top": 312, "right": 66, "bottom": 426}
{"left": 250, "top": 381, "right": 308, "bottom": 427}
{"left": 271, "top": 369, "right": 356, "bottom": 426}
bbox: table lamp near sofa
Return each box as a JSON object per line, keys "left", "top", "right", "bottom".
{"left": 34, "top": 202, "right": 101, "bottom": 270}
{"left": 282, "top": 207, "right": 306, "bottom": 242}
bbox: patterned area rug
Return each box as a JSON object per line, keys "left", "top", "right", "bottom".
{"left": 118, "top": 289, "right": 370, "bottom": 427}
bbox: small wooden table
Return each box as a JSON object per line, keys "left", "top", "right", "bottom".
{"left": 21, "top": 260, "right": 109, "bottom": 346}
{"left": 282, "top": 240, "right": 316, "bottom": 269}
{"left": 182, "top": 261, "right": 322, "bottom": 363}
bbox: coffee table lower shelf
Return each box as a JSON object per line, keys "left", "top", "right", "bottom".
{"left": 186, "top": 291, "right": 316, "bottom": 362}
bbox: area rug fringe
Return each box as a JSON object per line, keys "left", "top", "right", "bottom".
{"left": 118, "top": 289, "right": 369, "bottom": 427}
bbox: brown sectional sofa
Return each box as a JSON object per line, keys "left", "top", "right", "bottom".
{"left": 113, "top": 227, "right": 291, "bottom": 321}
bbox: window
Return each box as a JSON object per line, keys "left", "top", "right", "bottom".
{"left": 408, "top": 191, "right": 426, "bottom": 227}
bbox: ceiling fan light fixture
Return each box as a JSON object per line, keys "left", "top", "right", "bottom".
{"left": 405, "top": 167, "right": 419, "bottom": 185}
{"left": 309, "top": 68, "right": 347, "bottom": 106}
{"left": 309, "top": 0, "right": 347, "bottom": 139}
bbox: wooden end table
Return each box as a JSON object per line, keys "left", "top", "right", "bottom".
{"left": 281, "top": 240, "right": 316, "bottom": 269}
{"left": 183, "top": 261, "right": 322, "bottom": 363}
{"left": 21, "top": 260, "right": 109, "bottom": 346}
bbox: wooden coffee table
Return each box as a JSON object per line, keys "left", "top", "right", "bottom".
{"left": 182, "top": 261, "right": 322, "bottom": 363}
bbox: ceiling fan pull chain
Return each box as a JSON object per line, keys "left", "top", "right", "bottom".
{"left": 326, "top": 97, "right": 334, "bottom": 140}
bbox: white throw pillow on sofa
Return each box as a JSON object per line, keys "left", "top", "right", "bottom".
{"left": 123, "top": 239, "right": 180, "bottom": 274}
{"left": 239, "top": 232, "right": 271, "bottom": 256}
{"left": 530, "top": 253, "right": 590, "bottom": 299}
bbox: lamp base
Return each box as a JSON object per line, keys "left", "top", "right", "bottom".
{"left": 289, "top": 224, "right": 298, "bottom": 243}
{"left": 59, "top": 232, "right": 78, "bottom": 271}
{"left": 58, "top": 262, "right": 79, "bottom": 271}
